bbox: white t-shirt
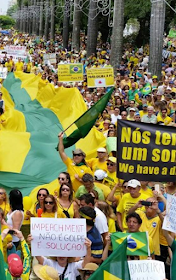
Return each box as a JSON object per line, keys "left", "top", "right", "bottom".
{"left": 111, "top": 113, "right": 121, "bottom": 124}
{"left": 43, "top": 258, "right": 83, "bottom": 280}
{"left": 94, "top": 206, "right": 108, "bottom": 234}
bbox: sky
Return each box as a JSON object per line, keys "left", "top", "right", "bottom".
{"left": 0, "top": 0, "right": 9, "bottom": 14}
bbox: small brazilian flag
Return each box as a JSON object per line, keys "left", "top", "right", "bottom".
{"left": 141, "top": 82, "right": 151, "bottom": 96}
{"left": 69, "top": 64, "right": 83, "bottom": 74}
{"left": 88, "top": 239, "right": 130, "bottom": 280}
{"left": 111, "top": 232, "right": 149, "bottom": 256}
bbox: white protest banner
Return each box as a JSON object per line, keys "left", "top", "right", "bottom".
{"left": 162, "top": 194, "right": 176, "bottom": 233}
{"left": 4, "top": 45, "right": 26, "bottom": 55}
{"left": 128, "top": 260, "right": 165, "bottom": 280}
{"left": 43, "top": 53, "right": 56, "bottom": 65}
{"left": 31, "top": 218, "right": 87, "bottom": 257}
{"left": 0, "top": 53, "right": 27, "bottom": 62}
{"left": 0, "top": 67, "right": 7, "bottom": 79}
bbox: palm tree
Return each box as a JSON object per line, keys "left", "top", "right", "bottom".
{"left": 44, "top": 0, "right": 50, "bottom": 40}
{"left": 86, "top": 0, "right": 98, "bottom": 57}
{"left": 51, "top": 0, "right": 56, "bottom": 40}
{"left": 72, "top": 0, "right": 81, "bottom": 51}
{"left": 110, "top": 0, "right": 124, "bottom": 72}
{"left": 39, "top": 0, "right": 44, "bottom": 36}
{"left": 63, "top": 0, "right": 70, "bottom": 49}
{"left": 149, "top": 0, "right": 166, "bottom": 79}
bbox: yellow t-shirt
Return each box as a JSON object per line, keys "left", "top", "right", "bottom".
{"left": 0, "top": 202, "right": 10, "bottom": 216}
{"left": 15, "top": 61, "right": 24, "bottom": 71}
{"left": 95, "top": 182, "right": 111, "bottom": 200}
{"left": 108, "top": 217, "right": 116, "bottom": 233}
{"left": 117, "top": 193, "right": 148, "bottom": 230}
{"left": 103, "top": 170, "right": 123, "bottom": 201}
{"left": 57, "top": 201, "right": 74, "bottom": 218}
{"left": 139, "top": 111, "right": 148, "bottom": 118}
{"left": 5, "top": 61, "right": 13, "bottom": 72}
{"left": 41, "top": 212, "right": 58, "bottom": 218}
{"left": 64, "top": 157, "right": 93, "bottom": 191}
{"left": 136, "top": 210, "right": 161, "bottom": 255}
{"left": 140, "top": 187, "right": 153, "bottom": 198}
{"left": 87, "top": 158, "right": 107, "bottom": 173}
{"left": 157, "top": 115, "right": 172, "bottom": 125}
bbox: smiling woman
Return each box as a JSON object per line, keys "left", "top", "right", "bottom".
{"left": 41, "top": 195, "right": 58, "bottom": 218}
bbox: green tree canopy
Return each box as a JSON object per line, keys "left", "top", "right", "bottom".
{"left": 0, "top": 16, "right": 15, "bottom": 29}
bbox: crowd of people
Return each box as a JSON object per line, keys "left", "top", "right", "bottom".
{"left": 0, "top": 29, "right": 176, "bottom": 280}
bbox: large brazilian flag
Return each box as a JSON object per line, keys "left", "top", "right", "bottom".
{"left": 0, "top": 72, "right": 106, "bottom": 197}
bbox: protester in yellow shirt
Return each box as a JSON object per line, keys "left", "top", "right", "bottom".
{"left": 41, "top": 195, "right": 59, "bottom": 218}
{"left": 140, "top": 181, "right": 153, "bottom": 198}
{"left": 5, "top": 58, "right": 13, "bottom": 72}
{"left": 103, "top": 157, "right": 123, "bottom": 202}
{"left": 94, "top": 169, "right": 111, "bottom": 200}
{"left": 15, "top": 58, "right": 24, "bottom": 71}
{"left": 136, "top": 197, "right": 163, "bottom": 256}
{"left": 58, "top": 132, "right": 93, "bottom": 191}
{"left": 87, "top": 147, "right": 107, "bottom": 173}
{"left": 117, "top": 179, "right": 149, "bottom": 231}
{"left": 0, "top": 188, "right": 10, "bottom": 216}
{"left": 157, "top": 108, "right": 172, "bottom": 125}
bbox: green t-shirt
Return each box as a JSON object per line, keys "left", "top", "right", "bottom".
{"left": 128, "top": 89, "right": 138, "bottom": 101}
{"left": 75, "top": 184, "right": 105, "bottom": 200}
{"left": 171, "top": 240, "right": 176, "bottom": 280}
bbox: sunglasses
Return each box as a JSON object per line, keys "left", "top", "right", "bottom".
{"left": 84, "top": 271, "right": 93, "bottom": 276}
{"left": 107, "top": 162, "right": 115, "bottom": 166}
{"left": 61, "top": 188, "right": 70, "bottom": 192}
{"left": 44, "top": 201, "right": 54, "bottom": 205}
{"left": 73, "top": 153, "right": 82, "bottom": 157}
{"left": 38, "top": 193, "right": 46, "bottom": 197}
{"left": 58, "top": 177, "right": 65, "bottom": 181}
{"left": 0, "top": 192, "right": 4, "bottom": 195}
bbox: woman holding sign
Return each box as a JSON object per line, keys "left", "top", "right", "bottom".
{"left": 32, "top": 238, "right": 92, "bottom": 280}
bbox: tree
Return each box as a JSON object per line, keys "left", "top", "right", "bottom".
{"left": 72, "top": 0, "right": 81, "bottom": 51}
{"left": 7, "top": 4, "right": 18, "bottom": 17}
{"left": 51, "top": 0, "right": 56, "bottom": 40}
{"left": 0, "top": 16, "right": 15, "bottom": 29}
{"left": 148, "top": 0, "right": 166, "bottom": 78}
{"left": 39, "top": 0, "right": 44, "bottom": 36}
{"left": 44, "top": 0, "right": 50, "bottom": 40}
{"left": 110, "top": 0, "right": 124, "bottom": 72}
{"left": 62, "top": 0, "right": 70, "bottom": 49}
{"left": 86, "top": 0, "right": 98, "bottom": 57}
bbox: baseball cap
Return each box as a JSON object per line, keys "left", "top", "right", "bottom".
{"left": 94, "top": 170, "right": 107, "bottom": 181}
{"left": 129, "top": 108, "right": 135, "bottom": 111}
{"left": 130, "top": 76, "right": 134, "bottom": 79}
{"left": 152, "top": 75, "right": 158, "bottom": 79}
{"left": 169, "top": 81, "right": 174, "bottom": 84}
{"left": 127, "top": 179, "right": 141, "bottom": 188}
{"left": 97, "top": 147, "right": 106, "bottom": 153}
{"left": 8, "top": 254, "right": 23, "bottom": 277}
{"left": 143, "top": 104, "right": 148, "bottom": 107}
{"left": 108, "top": 157, "right": 116, "bottom": 163}
{"left": 72, "top": 148, "right": 86, "bottom": 157}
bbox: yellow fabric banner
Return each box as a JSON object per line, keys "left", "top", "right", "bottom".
{"left": 87, "top": 67, "right": 114, "bottom": 88}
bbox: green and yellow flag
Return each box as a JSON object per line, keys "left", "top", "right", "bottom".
{"left": 63, "top": 87, "right": 114, "bottom": 148}
{"left": 111, "top": 232, "right": 149, "bottom": 256}
{"left": 0, "top": 72, "right": 106, "bottom": 197}
{"left": 0, "top": 225, "right": 6, "bottom": 280}
{"left": 88, "top": 239, "right": 130, "bottom": 280}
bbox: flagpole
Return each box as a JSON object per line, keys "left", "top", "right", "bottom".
{"left": 61, "top": 87, "right": 114, "bottom": 134}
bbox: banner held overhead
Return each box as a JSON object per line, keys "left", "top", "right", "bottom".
{"left": 117, "top": 120, "right": 176, "bottom": 182}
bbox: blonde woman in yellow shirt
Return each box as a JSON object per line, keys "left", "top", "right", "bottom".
{"left": 0, "top": 188, "right": 10, "bottom": 217}
{"left": 41, "top": 195, "right": 58, "bottom": 218}
{"left": 57, "top": 183, "right": 79, "bottom": 218}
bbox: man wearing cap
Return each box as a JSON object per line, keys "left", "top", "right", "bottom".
{"left": 103, "top": 157, "right": 123, "bottom": 204}
{"left": 139, "top": 104, "right": 148, "bottom": 118}
{"left": 134, "top": 112, "right": 141, "bottom": 122}
{"left": 75, "top": 173, "right": 105, "bottom": 201}
{"left": 127, "top": 107, "right": 135, "bottom": 121}
{"left": 58, "top": 133, "right": 93, "bottom": 191}
{"left": 94, "top": 169, "right": 111, "bottom": 200}
{"left": 87, "top": 148, "right": 107, "bottom": 173}
{"left": 116, "top": 179, "right": 149, "bottom": 231}
{"left": 141, "top": 106, "right": 157, "bottom": 124}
